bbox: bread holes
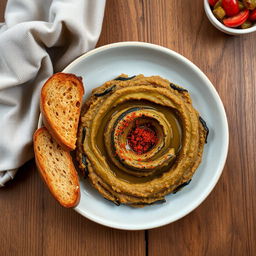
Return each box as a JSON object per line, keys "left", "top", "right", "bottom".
{"left": 41, "top": 73, "right": 83, "bottom": 152}
{"left": 37, "top": 73, "right": 83, "bottom": 206}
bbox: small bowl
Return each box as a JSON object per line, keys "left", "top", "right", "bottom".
{"left": 204, "top": 0, "right": 256, "bottom": 35}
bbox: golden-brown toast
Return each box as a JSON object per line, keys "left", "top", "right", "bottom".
{"left": 40, "top": 73, "right": 84, "bottom": 151}
{"left": 33, "top": 127, "right": 80, "bottom": 208}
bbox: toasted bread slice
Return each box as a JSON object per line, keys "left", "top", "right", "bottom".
{"left": 41, "top": 73, "right": 84, "bottom": 151}
{"left": 33, "top": 127, "right": 80, "bottom": 208}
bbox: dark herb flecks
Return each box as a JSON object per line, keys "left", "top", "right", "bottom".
{"left": 114, "top": 75, "right": 136, "bottom": 81}
{"left": 127, "top": 199, "right": 166, "bottom": 207}
{"left": 173, "top": 179, "right": 192, "bottom": 194}
{"left": 199, "top": 116, "right": 209, "bottom": 143}
{"left": 94, "top": 85, "right": 116, "bottom": 97}
{"left": 82, "top": 127, "right": 86, "bottom": 143}
{"left": 170, "top": 83, "right": 188, "bottom": 92}
{"left": 104, "top": 197, "right": 120, "bottom": 206}
{"left": 82, "top": 154, "right": 89, "bottom": 178}
{"left": 151, "top": 198, "right": 166, "bottom": 205}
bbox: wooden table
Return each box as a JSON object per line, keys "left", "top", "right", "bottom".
{"left": 1, "top": 1, "right": 255, "bottom": 255}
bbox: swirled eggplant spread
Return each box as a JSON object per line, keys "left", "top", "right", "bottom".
{"left": 76, "top": 74, "right": 208, "bottom": 207}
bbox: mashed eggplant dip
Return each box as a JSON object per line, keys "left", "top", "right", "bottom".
{"left": 76, "top": 74, "right": 208, "bottom": 207}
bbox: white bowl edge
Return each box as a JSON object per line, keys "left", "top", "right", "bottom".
{"left": 204, "top": 0, "right": 256, "bottom": 35}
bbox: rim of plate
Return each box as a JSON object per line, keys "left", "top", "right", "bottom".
{"left": 61, "top": 41, "right": 229, "bottom": 230}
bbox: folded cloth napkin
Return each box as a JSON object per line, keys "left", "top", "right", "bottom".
{"left": 0, "top": 0, "right": 106, "bottom": 187}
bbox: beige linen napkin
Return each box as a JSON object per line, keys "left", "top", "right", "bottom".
{"left": 0, "top": 0, "right": 106, "bottom": 186}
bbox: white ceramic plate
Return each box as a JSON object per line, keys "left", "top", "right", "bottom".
{"left": 40, "top": 42, "right": 229, "bottom": 230}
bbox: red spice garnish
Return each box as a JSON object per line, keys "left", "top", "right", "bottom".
{"left": 127, "top": 124, "right": 158, "bottom": 155}
{"left": 120, "top": 143, "right": 126, "bottom": 149}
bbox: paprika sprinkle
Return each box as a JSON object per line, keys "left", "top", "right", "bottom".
{"left": 127, "top": 123, "right": 158, "bottom": 154}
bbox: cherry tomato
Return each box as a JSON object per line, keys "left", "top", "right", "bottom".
{"left": 223, "top": 9, "right": 250, "bottom": 26}
{"left": 249, "top": 9, "right": 256, "bottom": 21}
{"left": 209, "top": 0, "right": 219, "bottom": 7}
{"left": 222, "top": 0, "right": 240, "bottom": 16}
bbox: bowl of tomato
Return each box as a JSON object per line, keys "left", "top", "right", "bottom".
{"left": 204, "top": 0, "right": 256, "bottom": 35}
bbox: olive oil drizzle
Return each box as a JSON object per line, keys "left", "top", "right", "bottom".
{"left": 94, "top": 100, "right": 182, "bottom": 184}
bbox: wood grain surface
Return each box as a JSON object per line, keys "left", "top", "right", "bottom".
{"left": 0, "top": 0, "right": 255, "bottom": 255}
